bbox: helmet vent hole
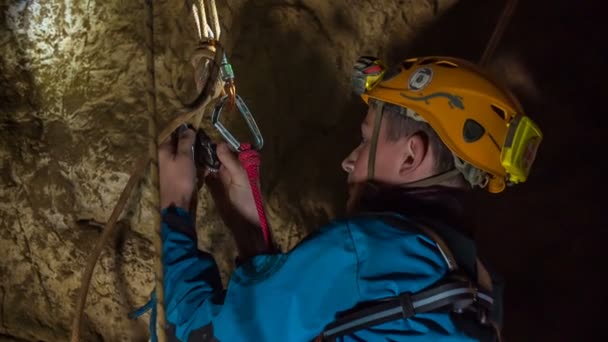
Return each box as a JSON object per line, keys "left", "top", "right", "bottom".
{"left": 402, "top": 60, "right": 416, "bottom": 70}
{"left": 490, "top": 104, "right": 507, "bottom": 121}
{"left": 463, "top": 119, "right": 486, "bottom": 143}
{"left": 419, "top": 58, "right": 438, "bottom": 65}
{"left": 436, "top": 61, "right": 458, "bottom": 68}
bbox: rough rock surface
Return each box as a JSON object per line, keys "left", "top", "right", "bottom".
{"left": 1, "top": 0, "right": 606, "bottom": 341}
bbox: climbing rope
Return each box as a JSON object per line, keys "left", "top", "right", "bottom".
{"left": 142, "top": 0, "right": 167, "bottom": 339}
{"left": 479, "top": 0, "right": 519, "bottom": 66}
{"left": 208, "top": 0, "right": 221, "bottom": 40}
{"left": 190, "top": 0, "right": 271, "bottom": 253}
{"left": 476, "top": 2, "right": 519, "bottom": 341}
{"left": 199, "top": 0, "right": 269, "bottom": 249}
{"left": 211, "top": 91, "right": 268, "bottom": 249}
{"left": 70, "top": 1, "right": 225, "bottom": 341}
{"left": 192, "top": 3, "right": 207, "bottom": 40}
{"left": 69, "top": 157, "right": 148, "bottom": 342}
{"left": 238, "top": 143, "right": 271, "bottom": 247}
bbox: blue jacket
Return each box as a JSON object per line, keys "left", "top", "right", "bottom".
{"left": 162, "top": 187, "right": 494, "bottom": 341}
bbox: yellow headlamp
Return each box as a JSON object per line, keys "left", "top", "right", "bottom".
{"left": 500, "top": 115, "right": 543, "bottom": 184}
{"left": 352, "top": 57, "right": 386, "bottom": 95}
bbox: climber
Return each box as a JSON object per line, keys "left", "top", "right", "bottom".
{"left": 158, "top": 56, "right": 542, "bottom": 341}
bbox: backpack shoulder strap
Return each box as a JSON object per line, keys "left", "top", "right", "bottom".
{"left": 413, "top": 221, "right": 460, "bottom": 272}
{"left": 414, "top": 220, "right": 495, "bottom": 296}
{"left": 316, "top": 213, "right": 502, "bottom": 342}
{"left": 366, "top": 212, "right": 495, "bottom": 294}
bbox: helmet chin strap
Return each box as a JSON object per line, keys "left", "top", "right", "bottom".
{"left": 366, "top": 101, "right": 461, "bottom": 188}
{"left": 367, "top": 102, "right": 384, "bottom": 180}
{"left": 399, "top": 168, "right": 461, "bottom": 188}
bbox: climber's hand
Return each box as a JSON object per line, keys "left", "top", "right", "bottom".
{"left": 159, "top": 126, "right": 197, "bottom": 210}
{"left": 208, "top": 142, "right": 260, "bottom": 227}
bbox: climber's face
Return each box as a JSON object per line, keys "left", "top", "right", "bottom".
{"left": 341, "top": 106, "right": 405, "bottom": 187}
{"left": 341, "top": 102, "right": 437, "bottom": 208}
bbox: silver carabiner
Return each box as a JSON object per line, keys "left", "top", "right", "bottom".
{"left": 211, "top": 94, "right": 264, "bottom": 152}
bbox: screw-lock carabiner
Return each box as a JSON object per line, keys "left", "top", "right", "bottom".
{"left": 211, "top": 94, "right": 264, "bottom": 152}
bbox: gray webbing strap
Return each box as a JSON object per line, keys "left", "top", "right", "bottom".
{"left": 321, "top": 280, "right": 490, "bottom": 341}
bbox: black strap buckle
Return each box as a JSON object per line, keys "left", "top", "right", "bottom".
{"left": 398, "top": 292, "right": 414, "bottom": 319}
{"left": 194, "top": 128, "right": 221, "bottom": 172}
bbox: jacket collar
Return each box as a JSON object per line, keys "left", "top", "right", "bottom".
{"left": 354, "top": 183, "right": 475, "bottom": 237}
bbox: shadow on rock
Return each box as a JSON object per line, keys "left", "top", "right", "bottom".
{"left": 228, "top": 0, "right": 361, "bottom": 240}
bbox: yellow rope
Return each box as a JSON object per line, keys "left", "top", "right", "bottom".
{"left": 192, "top": 3, "right": 204, "bottom": 41}
{"left": 199, "top": 0, "right": 209, "bottom": 40}
{"left": 143, "top": 0, "right": 167, "bottom": 339}
{"left": 208, "top": 0, "right": 221, "bottom": 40}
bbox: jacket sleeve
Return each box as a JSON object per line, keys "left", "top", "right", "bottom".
{"left": 161, "top": 206, "right": 225, "bottom": 341}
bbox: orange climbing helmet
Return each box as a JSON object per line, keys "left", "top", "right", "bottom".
{"left": 352, "top": 56, "right": 543, "bottom": 193}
